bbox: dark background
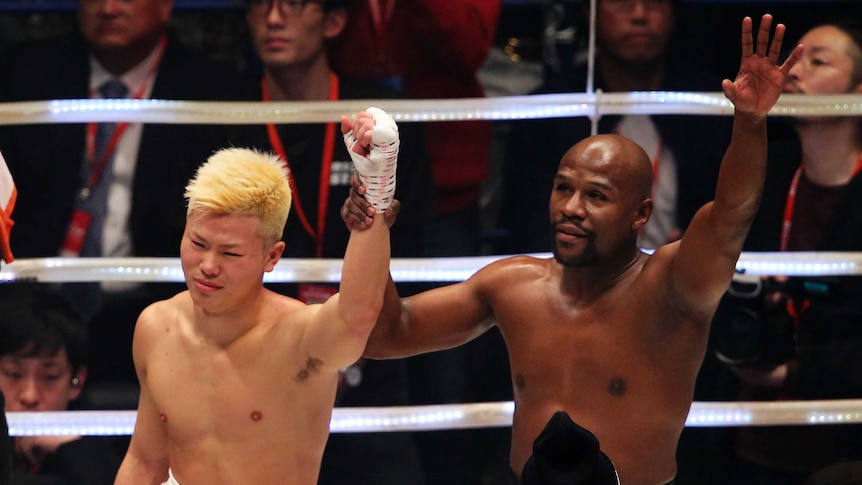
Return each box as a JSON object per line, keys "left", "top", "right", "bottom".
{"left": 2, "top": 0, "right": 860, "bottom": 83}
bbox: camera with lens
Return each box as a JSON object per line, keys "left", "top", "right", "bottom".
{"left": 711, "top": 273, "right": 839, "bottom": 369}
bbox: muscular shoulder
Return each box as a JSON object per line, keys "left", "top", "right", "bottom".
{"left": 263, "top": 291, "right": 308, "bottom": 320}
{"left": 472, "top": 254, "right": 550, "bottom": 289}
{"left": 257, "top": 290, "right": 317, "bottom": 338}
{"left": 135, "top": 293, "right": 189, "bottom": 342}
{"left": 637, "top": 243, "right": 713, "bottom": 319}
{"left": 130, "top": 293, "right": 190, "bottom": 373}
{"left": 634, "top": 246, "right": 675, "bottom": 289}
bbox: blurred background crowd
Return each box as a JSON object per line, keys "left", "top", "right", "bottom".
{"left": 1, "top": 1, "right": 862, "bottom": 484}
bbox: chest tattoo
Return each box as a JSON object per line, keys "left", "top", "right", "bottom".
{"left": 608, "top": 377, "right": 626, "bottom": 397}
{"left": 296, "top": 357, "right": 324, "bottom": 381}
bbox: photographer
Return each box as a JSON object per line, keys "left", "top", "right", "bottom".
{"left": 713, "top": 18, "right": 862, "bottom": 485}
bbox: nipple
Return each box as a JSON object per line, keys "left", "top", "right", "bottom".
{"left": 608, "top": 378, "right": 626, "bottom": 397}
{"left": 250, "top": 410, "right": 263, "bottom": 422}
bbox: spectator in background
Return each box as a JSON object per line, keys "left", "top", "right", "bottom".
{"left": 0, "top": 143, "right": 14, "bottom": 485}
{"left": 0, "top": 284, "right": 123, "bottom": 485}
{"left": 498, "top": 0, "right": 728, "bottom": 255}
{"left": 241, "top": 0, "right": 433, "bottom": 264}
{"left": 713, "top": 18, "right": 862, "bottom": 485}
{"left": 328, "top": 4, "right": 504, "bottom": 482}
{"left": 239, "top": 0, "right": 429, "bottom": 482}
{"left": 0, "top": 0, "right": 251, "bottom": 399}
{"left": 329, "top": 0, "right": 501, "bottom": 257}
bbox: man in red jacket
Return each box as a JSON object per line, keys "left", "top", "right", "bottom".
{"left": 330, "top": 0, "right": 501, "bottom": 257}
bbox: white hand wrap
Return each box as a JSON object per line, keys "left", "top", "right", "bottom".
{"left": 343, "top": 107, "right": 399, "bottom": 213}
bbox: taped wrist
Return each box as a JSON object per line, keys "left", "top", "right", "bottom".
{"left": 343, "top": 107, "right": 399, "bottom": 213}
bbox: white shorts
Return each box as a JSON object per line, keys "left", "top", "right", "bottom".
{"left": 161, "top": 468, "right": 180, "bottom": 485}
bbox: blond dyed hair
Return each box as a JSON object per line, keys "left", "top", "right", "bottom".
{"left": 185, "top": 148, "right": 292, "bottom": 245}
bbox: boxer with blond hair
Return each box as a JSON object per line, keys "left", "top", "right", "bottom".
{"left": 115, "top": 108, "right": 397, "bottom": 485}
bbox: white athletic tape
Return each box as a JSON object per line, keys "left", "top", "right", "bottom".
{"left": 343, "top": 107, "right": 399, "bottom": 213}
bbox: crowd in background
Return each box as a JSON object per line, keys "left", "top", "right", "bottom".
{"left": 1, "top": 1, "right": 862, "bottom": 484}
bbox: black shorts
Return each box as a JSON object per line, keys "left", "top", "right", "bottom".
{"left": 509, "top": 468, "right": 675, "bottom": 485}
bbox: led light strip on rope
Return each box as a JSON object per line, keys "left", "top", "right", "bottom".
{"left": 4, "top": 78, "right": 862, "bottom": 443}
{"left": 7, "top": 399, "right": 862, "bottom": 437}
{"left": 1, "top": 252, "right": 861, "bottom": 284}
{"left": 0, "top": 255, "right": 510, "bottom": 283}
{"left": 1, "top": 93, "right": 861, "bottom": 126}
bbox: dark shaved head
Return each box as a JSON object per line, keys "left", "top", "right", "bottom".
{"left": 561, "top": 134, "right": 654, "bottom": 204}
{"left": 549, "top": 134, "right": 654, "bottom": 268}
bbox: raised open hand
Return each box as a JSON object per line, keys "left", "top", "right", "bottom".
{"left": 721, "top": 14, "right": 804, "bottom": 117}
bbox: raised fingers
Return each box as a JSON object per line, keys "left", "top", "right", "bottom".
{"left": 349, "top": 175, "right": 375, "bottom": 217}
{"left": 755, "top": 14, "right": 773, "bottom": 57}
{"left": 740, "top": 16, "right": 754, "bottom": 58}
{"left": 341, "top": 187, "right": 374, "bottom": 228}
{"left": 383, "top": 200, "right": 401, "bottom": 228}
{"left": 340, "top": 115, "right": 354, "bottom": 135}
{"left": 767, "top": 22, "right": 786, "bottom": 63}
{"left": 780, "top": 42, "right": 804, "bottom": 76}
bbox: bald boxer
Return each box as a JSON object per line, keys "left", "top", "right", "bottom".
{"left": 341, "top": 15, "right": 802, "bottom": 485}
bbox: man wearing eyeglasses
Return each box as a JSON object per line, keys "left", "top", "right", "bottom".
{"left": 0, "top": 0, "right": 252, "bottom": 406}
{"left": 238, "top": 0, "right": 433, "bottom": 484}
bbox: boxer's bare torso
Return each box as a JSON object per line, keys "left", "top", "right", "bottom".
{"left": 136, "top": 290, "right": 338, "bottom": 485}
{"left": 487, "top": 249, "right": 710, "bottom": 485}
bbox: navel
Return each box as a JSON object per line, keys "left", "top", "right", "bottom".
{"left": 608, "top": 377, "right": 626, "bottom": 397}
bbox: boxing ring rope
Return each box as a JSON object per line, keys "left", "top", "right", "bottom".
{"left": 1, "top": 92, "right": 862, "bottom": 126}
{"left": 3, "top": 252, "right": 862, "bottom": 436}
{"left": 3, "top": 92, "right": 862, "bottom": 436}
{"left": 6, "top": 398, "right": 862, "bottom": 437}
{"left": 1, "top": 251, "right": 862, "bottom": 284}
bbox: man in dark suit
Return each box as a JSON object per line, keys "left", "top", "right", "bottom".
{"left": 0, "top": 0, "right": 251, "bottom": 400}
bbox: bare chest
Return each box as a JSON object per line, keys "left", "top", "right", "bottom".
{"left": 496, "top": 285, "right": 694, "bottom": 404}
{"left": 145, "top": 341, "right": 336, "bottom": 448}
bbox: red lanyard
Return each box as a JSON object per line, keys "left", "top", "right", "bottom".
{"left": 780, "top": 151, "right": 862, "bottom": 251}
{"left": 780, "top": 151, "right": 862, "bottom": 326}
{"left": 262, "top": 72, "right": 339, "bottom": 258}
{"left": 84, "top": 35, "right": 167, "bottom": 190}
